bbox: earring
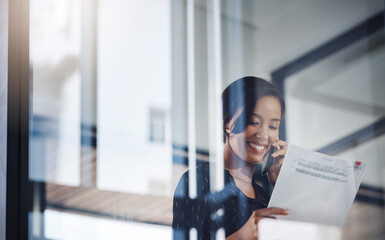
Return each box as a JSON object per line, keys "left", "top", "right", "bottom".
{"left": 226, "top": 129, "right": 231, "bottom": 135}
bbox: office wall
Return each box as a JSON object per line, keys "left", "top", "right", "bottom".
{"left": 97, "top": 0, "right": 173, "bottom": 195}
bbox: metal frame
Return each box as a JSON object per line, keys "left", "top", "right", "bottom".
{"left": 5, "top": 0, "right": 30, "bottom": 239}
{"left": 272, "top": 12, "right": 384, "bottom": 142}
{"left": 80, "top": 0, "right": 98, "bottom": 187}
{"left": 317, "top": 116, "right": 385, "bottom": 155}
{"left": 0, "top": 1, "right": 9, "bottom": 239}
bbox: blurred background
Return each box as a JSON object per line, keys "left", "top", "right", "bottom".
{"left": 28, "top": 0, "right": 385, "bottom": 239}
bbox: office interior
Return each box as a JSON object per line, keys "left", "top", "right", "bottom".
{"left": 1, "top": 0, "right": 385, "bottom": 239}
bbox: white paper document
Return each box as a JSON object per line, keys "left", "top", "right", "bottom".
{"left": 268, "top": 144, "right": 366, "bottom": 227}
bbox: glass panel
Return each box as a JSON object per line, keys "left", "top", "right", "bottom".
{"left": 97, "top": 0, "right": 172, "bottom": 197}
{"left": 285, "top": 24, "right": 385, "bottom": 191}
{"left": 29, "top": 0, "right": 82, "bottom": 238}
{"left": 30, "top": 0, "right": 81, "bottom": 186}
{"left": 28, "top": 0, "right": 385, "bottom": 240}
{"left": 285, "top": 30, "right": 385, "bottom": 151}
{"left": 282, "top": 3, "right": 385, "bottom": 240}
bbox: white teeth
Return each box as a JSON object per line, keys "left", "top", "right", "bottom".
{"left": 249, "top": 143, "right": 265, "bottom": 150}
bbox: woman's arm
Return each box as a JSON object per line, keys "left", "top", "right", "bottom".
{"left": 172, "top": 172, "right": 191, "bottom": 239}
{"left": 225, "top": 207, "right": 289, "bottom": 240}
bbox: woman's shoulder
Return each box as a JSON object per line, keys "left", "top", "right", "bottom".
{"left": 176, "top": 162, "right": 210, "bottom": 184}
{"left": 176, "top": 162, "right": 235, "bottom": 189}
{"left": 174, "top": 161, "right": 211, "bottom": 198}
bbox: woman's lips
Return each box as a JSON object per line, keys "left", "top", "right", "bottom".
{"left": 247, "top": 142, "right": 267, "bottom": 154}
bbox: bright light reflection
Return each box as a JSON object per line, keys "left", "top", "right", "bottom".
{"left": 44, "top": 210, "right": 171, "bottom": 240}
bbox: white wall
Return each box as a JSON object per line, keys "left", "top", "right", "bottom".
{"left": 97, "top": 0, "right": 173, "bottom": 195}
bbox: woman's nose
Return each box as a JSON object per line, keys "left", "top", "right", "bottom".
{"left": 256, "top": 125, "right": 268, "bottom": 139}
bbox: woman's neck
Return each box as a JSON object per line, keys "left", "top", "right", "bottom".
{"left": 224, "top": 142, "right": 254, "bottom": 183}
{"left": 224, "top": 146, "right": 256, "bottom": 198}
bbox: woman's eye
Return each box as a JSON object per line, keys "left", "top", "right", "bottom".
{"left": 269, "top": 126, "right": 278, "bottom": 130}
{"left": 249, "top": 121, "right": 259, "bottom": 125}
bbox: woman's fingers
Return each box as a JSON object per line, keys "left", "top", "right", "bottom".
{"left": 271, "top": 149, "right": 286, "bottom": 159}
{"left": 273, "top": 140, "right": 287, "bottom": 148}
{"left": 271, "top": 140, "right": 287, "bottom": 158}
{"left": 254, "top": 207, "right": 290, "bottom": 217}
{"left": 271, "top": 149, "right": 285, "bottom": 157}
{"left": 239, "top": 208, "right": 290, "bottom": 239}
{"left": 272, "top": 140, "right": 287, "bottom": 152}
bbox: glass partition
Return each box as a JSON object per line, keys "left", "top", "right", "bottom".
{"left": 30, "top": 0, "right": 81, "bottom": 186}
{"left": 28, "top": 0, "right": 385, "bottom": 239}
{"left": 285, "top": 30, "right": 385, "bottom": 151}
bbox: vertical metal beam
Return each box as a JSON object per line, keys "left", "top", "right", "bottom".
{"left": 187, "top": 0, "right": 197, "bottom": 199}
{"left": 171, "top": 0, "right": 189, "bottom": 191}
{"left": 7, "top": 0, "right": 30, "bottom": 239}
{"left": 212, "top": 0, "right": 224, "bottom": 194}
{"left": 80, "top": 0, "right": 98, "bottom": 187}
{"left": 207, "top": 0, "right": 224, "bottom": 194}
{"left": 0, "top": 0, "right": 9, "bottom": 239}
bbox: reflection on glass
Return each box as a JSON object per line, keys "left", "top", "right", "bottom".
{"left": 29, "top": 0, "right": 174, "bottom": 239}
{"left": 283, "top": 9, "right": 385, "bottom": 240}
{"left": 97, "top": 0, "right": 172, "bottom": 196}
{"left": 30, "top": 0, "right": 81, "bottom": 186}
{"left": 285, "top": 24, "right": 385, "bottom": 191}
{"left": 286, "top": 30, "right": 385, "bottom": 151}
{"left": 27, "top": 0, "right": 385, "bottom": 239}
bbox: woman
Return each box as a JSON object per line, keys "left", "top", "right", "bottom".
{"left": 173, "top": 77, "right": 289, "bottom": 240}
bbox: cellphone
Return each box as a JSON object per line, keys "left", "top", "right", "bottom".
{"left": 261, "top": 146, "right": 276, "bottom": 175}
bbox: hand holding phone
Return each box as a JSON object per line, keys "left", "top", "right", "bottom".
{"left": 261, "top": 146, "right": 276, "bottom": 175}
{"left": 261, "top": 141, "right": 288, "bottom": 186}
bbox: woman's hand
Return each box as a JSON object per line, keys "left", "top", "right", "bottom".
{"left": 226, "top": 207, "right": 289, "bottom": 240}
{"left": 267, "top": 140, "right": 288, "bottom": 187}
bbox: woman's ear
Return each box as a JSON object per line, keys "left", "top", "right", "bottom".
{"left": 225, "top": 123, "right": 232, "bottom": 136}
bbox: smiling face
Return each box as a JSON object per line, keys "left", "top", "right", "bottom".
{"left": 226, "top": 96, "right": 282, "bottom": 164}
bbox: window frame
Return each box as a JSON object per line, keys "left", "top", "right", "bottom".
{"left": 1, "top": 0, "right": 31, "bottom": 239}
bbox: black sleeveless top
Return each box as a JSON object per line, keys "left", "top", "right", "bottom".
{"left": 172, "top": 162, "right": 270, "bottom": 240}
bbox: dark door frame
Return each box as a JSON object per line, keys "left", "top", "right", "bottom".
{"left": 0, "top": 0, "right": 9, "bottom": 239}
{"left": 1, "top": 0, "right": 31, "bottom": 239}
